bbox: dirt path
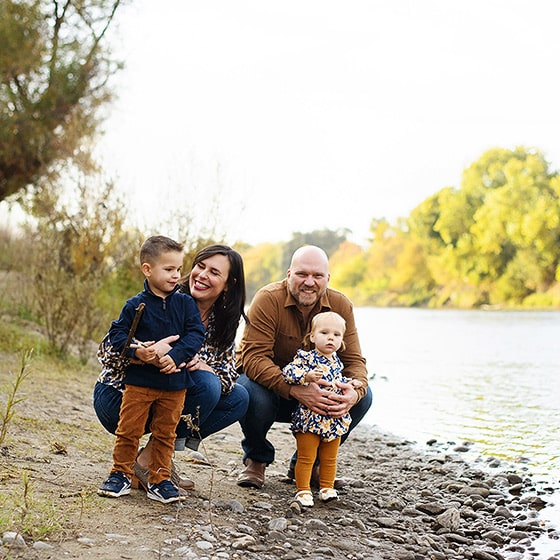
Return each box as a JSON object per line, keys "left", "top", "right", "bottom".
{"left": 1, "top": 360, "right": 560, "bottom": 559}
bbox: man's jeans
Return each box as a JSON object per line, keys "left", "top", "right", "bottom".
{"left": 237, "top": 373, "right": 373, "bottom": 466}
{"left": 94, "top": 369, "right": 249, "bottom": 451}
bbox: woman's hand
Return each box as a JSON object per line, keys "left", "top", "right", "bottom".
{"left": 186, "top": 354, "right": 215, "bottom": 373}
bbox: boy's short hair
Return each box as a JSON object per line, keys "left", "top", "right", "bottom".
{"left": 140, "top": 235, "right": 184, "bottom": 265}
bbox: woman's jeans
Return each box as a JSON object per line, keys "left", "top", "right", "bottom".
{"left": 93, "top": 369, "right": 249, "bottom": 450}
{"left": 237, "top": 373, "right": 373, "bottom": 467}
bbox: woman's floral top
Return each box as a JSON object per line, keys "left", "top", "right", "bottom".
{"left": 281, "top": 349, "right": 351, "bottom": 441}
{"left": 97, "top": 310, "right": 239, "bottom": 395}
{"left": 197, "top": 313, "right": 239, "bottom": 395}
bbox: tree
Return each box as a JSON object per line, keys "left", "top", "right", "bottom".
{"left": 408, "top": 147, "right": 560, "bottom": 306}
{"left": 0, "top": 0, "right": 123, "bottom": 202}
{"left": 240, "top": 243, "right": 284, "bottom": 302}
{"left": 283, "top": 229, "right": 349, "bottom": 272}
{"left": 24, "top": 174, "right": 135, "bottom": 358}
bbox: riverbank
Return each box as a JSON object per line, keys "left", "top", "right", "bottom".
{"left": 2, "top": 361, "right": 560, "bottom": 560}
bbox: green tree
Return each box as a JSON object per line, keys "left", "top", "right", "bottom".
{"left": 408, "top": 147, "right": 560, "bottom": 307}
{"left": 0, "top": 0, "right": 123, "bottom": 202}
{"left": 22, "top": 175, "right": 133, "bottom": 358}
{"left": 241, "top": 243, "right": 284, "bottom": 302}
{"left": 283, "top": 229, "right": 349, "bottom": 272}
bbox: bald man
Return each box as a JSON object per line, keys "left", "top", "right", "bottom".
{"left": 236, "top": 245, "right": 373, "bottom": 489}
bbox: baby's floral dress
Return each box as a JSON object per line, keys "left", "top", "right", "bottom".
{"left": 282, "top": 349, "right": 351, "bottom": 441}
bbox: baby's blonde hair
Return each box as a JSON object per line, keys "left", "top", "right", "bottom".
{"left": 303, "top": 311, "right": 346, "bottom": 351}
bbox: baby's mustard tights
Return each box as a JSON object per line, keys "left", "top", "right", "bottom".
{"left": 294, "top": 431, "right": 341, "bottom": 491}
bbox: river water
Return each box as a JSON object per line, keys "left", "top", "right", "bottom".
{"left": 356, "top": 307, "right": 560, "bottom": 556}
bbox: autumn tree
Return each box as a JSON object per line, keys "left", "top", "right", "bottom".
{"left": 283, "top": 229, "right": 349, "bottom": 272}
{"left": 408, "top": 147, "right": 560, "bottom": 307}
{"left": 240, "top": 243, "right": 284, "bottom": 302}
{"left": 0, "top": 0, "right": 123, "bottom": 203}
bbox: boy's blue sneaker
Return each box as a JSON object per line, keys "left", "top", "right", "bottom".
{"left": 147, "top": 479, "right": 184, "bottom": 504}
{"left": 97, "top": 471, "right": 131, "bottom": 498}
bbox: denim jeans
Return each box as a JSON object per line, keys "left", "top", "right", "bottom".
{"left": 174, "top": 369, "right": 249, "bottom": 450}
{"left": 93, "top": 369, "right": 249, "bottom": 450}
{"left": 237, "top": 373, "right": 373, "bottom": 466}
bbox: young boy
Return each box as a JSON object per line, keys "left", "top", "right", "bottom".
{"left": 97, "top": 235, "right": 205, "bottom": 504}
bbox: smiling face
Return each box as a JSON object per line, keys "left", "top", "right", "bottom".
{"left": 287, "top": 246, "right": 330, "bottom": 308}
{"left": 188, "top": 253, "right": 231, "bottom": 307}
{"left": 142, "top": 250, "right": 184, "bottom": 298}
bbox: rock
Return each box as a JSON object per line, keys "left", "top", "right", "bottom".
{"left": 416, "top": 502, "right": 447, "bottom": 515}
{"left": 268, "top": 517, "right": 287, "bottom": 531}
{"left": 231, "top": 535, "right": 257, "bottom": 549}
{"left": 436, "top": 507, "right": 461, "bottom": 530}
{"left": 2, "top": 532, "right": 26, "bottom": 547}
{"left": 32, "top": 541, "right": 54, "bottom": 550}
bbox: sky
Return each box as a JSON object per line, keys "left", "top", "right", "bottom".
{"left": 95, "top": 0, "right": 560, "bottom": 245}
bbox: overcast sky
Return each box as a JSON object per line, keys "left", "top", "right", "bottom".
{"left": 96, "top": 0, "right": 560, "bottom": 245}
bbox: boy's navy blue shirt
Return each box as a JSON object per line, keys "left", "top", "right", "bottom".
{"left": 108, "top": 280, "right": 206, "bottom": 391}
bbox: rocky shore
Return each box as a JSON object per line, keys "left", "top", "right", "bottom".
{"left": 4, "top": 416, "right": 560, "bottom": 560}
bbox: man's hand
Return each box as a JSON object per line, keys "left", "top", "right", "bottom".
{"left": 324, "top": 379, "right": 359, "bottom": 417}
{"left": 289, "top": 382, "right": 327, "bottom": 414}
{"left": 290, "top": 379, "right": 358, "bottom": 417}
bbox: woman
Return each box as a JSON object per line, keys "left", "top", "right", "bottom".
{"left": 93, "top": 244, "right": 249, "bottom": 490}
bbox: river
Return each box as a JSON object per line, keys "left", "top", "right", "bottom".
{"left": 356, "top": 307, "right": 560, "bottom": 556}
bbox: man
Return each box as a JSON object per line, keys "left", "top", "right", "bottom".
{"left": 236, "top": 245, "right": 373, "bottom": 489}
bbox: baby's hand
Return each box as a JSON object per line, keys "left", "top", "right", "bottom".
{"left": 350, "top": 379, "right": 363, "bottom": 389}
{"left": 305, "top": 371, "right": 323, "bottom": 383}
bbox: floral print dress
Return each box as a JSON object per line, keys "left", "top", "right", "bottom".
{"left": 282, "top": 349, "right": 352, "bottom": 441}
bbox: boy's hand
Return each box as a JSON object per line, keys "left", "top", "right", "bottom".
{"left": 158, "top": 354, "right": 179, "bottom": 374}
{"left": 131, "top": 335, "right": 181, "bottom": 367}
{"left": 134, "top": 345, "right": 158, "bottom": 364}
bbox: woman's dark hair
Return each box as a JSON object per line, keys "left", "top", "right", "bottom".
{"left": 180, "top": 244, "right": 248, "bottom": 352}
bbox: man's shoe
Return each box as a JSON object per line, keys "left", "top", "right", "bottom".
{"left": 286, "top": 465, "right": 346, "bottom": 490}
{"left": 97, "top": 471, "right": 131, "bottom": 498}
{"left": 146, "top": 479, "right": 185, "bottom": 504}
{"left": 237, "top": 458, "right": 266, "bottom": 488}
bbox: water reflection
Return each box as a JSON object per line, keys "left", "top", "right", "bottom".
{"left": 357, "top": 308, "right": 560, "bottom": 552}
{"left": 357, "top": 308, "right": 560, "bottom": 478}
